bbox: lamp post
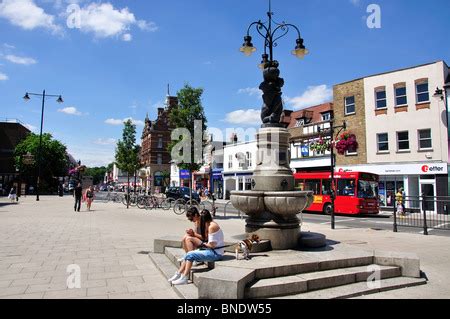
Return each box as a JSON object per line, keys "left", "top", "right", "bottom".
{"left": 239, "top": 0, "right": 308, "bottom": 127}
{"left": 329, "top": 121, "right": 347, "bottom": 230}
{"left": 23, "top": 90, "right": 64, "bottom": 201}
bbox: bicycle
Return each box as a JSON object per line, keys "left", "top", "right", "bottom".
{"left": 173, "top": 198, "right": 204, "bottom": 215}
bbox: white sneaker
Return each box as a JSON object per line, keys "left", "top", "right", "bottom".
{"left": 172, "top": 275, "right": 189, "bottom": 285}
{"left": 168, "top": 272, "right": 181, "bottom": 282}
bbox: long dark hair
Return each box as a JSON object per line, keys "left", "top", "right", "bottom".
{"left": 200, "top": 209, "right": 213, "bottom": 240}
{"left": 186, "top": 206, "right": 199, "bottom": 221}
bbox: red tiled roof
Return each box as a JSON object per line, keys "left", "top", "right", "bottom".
{"left": 286, "top": 103, "right": 333, "bottom": 128}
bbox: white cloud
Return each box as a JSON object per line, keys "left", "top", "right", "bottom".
{"left": 0, "top": 72, "right": 8, "bottom": 81}
{"left": 3, "top": 43, "right": 15, "bottom": 49}
{"left": 67, "top": 145, "right": 115, "bottom": 167}
{"left": 238, "top": 87, "right": 262, "bottom": 97}
{"left": 122, "top": 33, "right": 132, "bottom": 42}
{"left": 58, "top": 106, "right": 82, "bottom": 116}
{"left": 0, "top": 0, "right": 62, "bottom": 33}
{"left": 73, "top": 2, "right": 157, "bottom": 40}
{"left": 4, "top": 54, "right": 37, "bottom": 65}
{"left": 24, "top": 123, "right": 37, "bottom": 131}
{"left": 93, "top": 138, "right": 116, "bottom": 146}
{"left": 137, "top": 19, "right": 158, "bottom": 32}
{"left": 105, "top": 117, "right": 144, "bottom": 126}
{"left": 224, "top": 109, "right": 261, "bottom": 125}
{"left": 350, "top": 0, "right": 360, "bottom": 6}
{"left": 285, "top": 85, "right": 333, "bottom": 110}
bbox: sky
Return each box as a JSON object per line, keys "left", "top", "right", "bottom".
{"left": 1, "top": 0, "right": 450, "bottom": 167}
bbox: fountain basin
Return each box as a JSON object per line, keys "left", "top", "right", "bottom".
{"left": 264, "top": 191, "right": 314, "bottom": 217}
{"left": 230, "top": 191, "right": 265, "bottom": 216}
{"left": 231, "top": 190, "right": 313, "bottom": 217}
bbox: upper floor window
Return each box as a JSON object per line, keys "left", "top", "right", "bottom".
{"left": 322, "top": 113, "right": 331, "bottom": 121}
{"left": 416, "top": 80, "right": 429, "bottom": 103}
{"left": 345, "top": 96, "right": 355, "bottom": 115}
{"left": 295, "top": 119, "right": 305, "bottom": 127}
{"left": 418, "top": 129, "right": 432, "bottom": 150}
{"left": 397, "top": 131, "right": 410, "bottom": 151}
{"left": 158, "top": 137, "right": 163, "bottom": 149}
{"left": 228, "top": 155, "right": 233, "bottom": 169}
{"left": 395, "top": 85, "right": 408, "bottom": 106}
{"left": 377, "top": 133, "right": 389, "bottom": 152}
{"left": 246, "top": 152, "right": 252, "bottom": 168}
{"left": 157, "top": 153, "right": 163, "bottom": 165}
{"left": 375, "top": 88, "right": 387, "bottom": 109}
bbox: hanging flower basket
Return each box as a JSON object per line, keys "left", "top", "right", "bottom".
{"left": 310, "top": 137, "right": 331, "bottom": 153}
{"left": 335, "top": 131, "right": 358, "bottom": 155}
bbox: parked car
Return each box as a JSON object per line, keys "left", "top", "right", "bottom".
{"left": 165, "top": 187, "right": 200, "bottom": 202}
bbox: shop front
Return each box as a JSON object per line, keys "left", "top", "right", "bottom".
{"left": 223, "top": 172, "right": 253, "bottom": 200}
{"left": 179, "top": 170, "right": 191, "bottom": 188}
{"left": 336, "top": 162, "right": 448, "bottom": 211}
{"left": 211, "top": 169, "right": 223, "bottom": 199}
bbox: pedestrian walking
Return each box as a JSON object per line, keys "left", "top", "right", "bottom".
{"left": 8, "top": 186, "right": 17, "bottom": 202}
{"left": 396, "top": 188, "right": 405, "bottom": 217}
{"left": 85, "top": 186, "right": 95, "bottom": 211}
{"left": 74, "top": 182, "right": 82, "bottom": 212}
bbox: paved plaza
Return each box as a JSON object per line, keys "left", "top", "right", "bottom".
{"left": 1, "top": 195, "right": 450, "bottom": 299}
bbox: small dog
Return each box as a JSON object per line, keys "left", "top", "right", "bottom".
{"left": 235, "top": 234, "right": 260, "bottom": 260}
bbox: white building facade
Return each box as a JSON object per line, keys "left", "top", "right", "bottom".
{"left": 337, "top": 61, "right": 449, "bottom": 208}
{"left": 222, "top": 141, "right": 258, "bottom": 200}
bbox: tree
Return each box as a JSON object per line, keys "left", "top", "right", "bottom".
{"left": 115, "top": 120, "right": 141, "bottom": 208}
{"left": 14, "top": 133, "right": 69, "bottom": 194}
{"left": 168, "top": 84, "right": 208, "bottom": 202}
{"left": 85, "top": 167, "right": 107, "bottom": 185}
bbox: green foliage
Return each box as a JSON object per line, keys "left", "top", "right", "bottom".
{"left": 14, "top": 133, "right": 69, "bottom": 190}
{"left": 115, "top": 120, "right": 141, "bottom": 175}
{"left": 84, "top": 167, "right": 107, "bottom": 185}
{"left": 168, "top": 83, "right": 208, "bottom": 172}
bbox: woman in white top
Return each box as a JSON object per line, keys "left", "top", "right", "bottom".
{"left": 169, "top": 209, "right": 225, "bottom": 285}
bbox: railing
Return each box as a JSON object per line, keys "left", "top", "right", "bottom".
{"left": 394, "top": 195, "right": 450, "bottom": 235}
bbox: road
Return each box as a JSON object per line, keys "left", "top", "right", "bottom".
{"left": 211, "top": 201, "right": 450, "bottom": 238}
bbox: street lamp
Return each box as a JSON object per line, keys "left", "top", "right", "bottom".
{"left": 329, "top": 121, "right": 347, "bottom": 230}
{"left": 318, "top": 121, "right": 347, "bottom": 230}
{"left": 239, "top": 0, "right": 309, "bottom": 126}
{"left": 23, "top": 90, "right": 64, "bottom": 201}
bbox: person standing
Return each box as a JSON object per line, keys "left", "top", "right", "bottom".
{"left": 85, "top": 186, "right": 95, "bottom": 211}
{"left": 396, "top": 188, "right": 405, "bottom": 217}
{"left": 74, "top": 182, "right": 82, "bottom": 212}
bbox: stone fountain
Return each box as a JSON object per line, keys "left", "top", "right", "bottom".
{"left": 230, "top": 62, "right": 314, "bottom": 250}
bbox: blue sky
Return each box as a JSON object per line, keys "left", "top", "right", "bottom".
{"left": 1, "top": 0, "right": 450, "bottom": 167}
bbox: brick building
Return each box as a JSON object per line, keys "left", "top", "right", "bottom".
{"left": 140, "top": 95, "right": 178, "bottom": 193}
{"left": 0, "top": 120, "right": 31, "bottom": 195}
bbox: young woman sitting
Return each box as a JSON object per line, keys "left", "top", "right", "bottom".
{"left": 169, "top": 209, "right": 225, "bottom": 285}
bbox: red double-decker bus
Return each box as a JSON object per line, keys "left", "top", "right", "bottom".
{"left": 294, "top": 171, "right": 380, "bottom": 215}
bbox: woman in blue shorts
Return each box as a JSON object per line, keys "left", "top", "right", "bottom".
{"left": 169, "top": 209, "right": 225, "bottom": 285}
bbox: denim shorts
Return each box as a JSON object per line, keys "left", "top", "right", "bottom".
{"left": 184, "top": 249, "right": 223, "bottom": 263}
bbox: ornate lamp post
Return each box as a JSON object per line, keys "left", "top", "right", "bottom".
{"left": 23, "top": 91, "right": 64, "bottom": 201}
{"left": 232, "top": 0, "right": 314, "bottom": 250}
{"left": 239, "top": 0, "right": 308, "bottom": 126}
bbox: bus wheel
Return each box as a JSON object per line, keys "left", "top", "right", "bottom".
{"left": 323, "top": 204, "right": 332, "bottom": 215}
